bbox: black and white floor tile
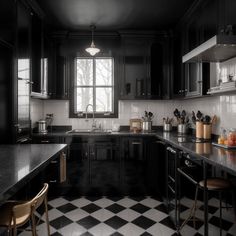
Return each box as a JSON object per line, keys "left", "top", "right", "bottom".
{"left": 18, "top": 196, "right": 236, "bottom": 236}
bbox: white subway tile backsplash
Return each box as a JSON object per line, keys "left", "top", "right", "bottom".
{"left": 29, "top": 95, "right": 236, "bottom": 135}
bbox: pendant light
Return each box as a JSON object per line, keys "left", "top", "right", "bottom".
{"left": 85, "top": 25, "right": 100, "bottom": 56}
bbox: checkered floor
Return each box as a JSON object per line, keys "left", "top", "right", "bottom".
{"left": 17, "top": 196, "right": 236, "bottom": 236}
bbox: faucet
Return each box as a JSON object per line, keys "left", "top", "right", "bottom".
{"left": 85, "top": 104, "right": 96, "bottom": 130}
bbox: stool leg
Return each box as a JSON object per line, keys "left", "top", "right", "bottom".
{"left": 219, "top": 192, "right": 222, "bottom": 236}
{"left": 44, "top": 198, "right": 50, "bottom": 236}
{"left": 180, "top": 185, "right": 199, "bottom": 230}
{"left": 192, "top": 185, "right": 199, "bottom": 228}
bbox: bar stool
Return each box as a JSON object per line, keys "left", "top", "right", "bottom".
{"left": 181, "top": 178, "right": 232, "bottom": 236}
{"left": 0, "top": 183, "right": 50, "bottom": 236}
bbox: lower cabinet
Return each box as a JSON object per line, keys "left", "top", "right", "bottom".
{"left": 68, "top": 136, "right": 121, "bottom": 195}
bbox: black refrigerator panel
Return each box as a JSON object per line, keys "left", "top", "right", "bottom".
{"left": 16, "top": 0, "right": 31, "bottom": 142}
{"left": 0, "top": 41, "right": 14, "bottom": 144}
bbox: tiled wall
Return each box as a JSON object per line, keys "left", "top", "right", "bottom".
{"left": 31, "top": 95, "right": 236, "bottom": 135}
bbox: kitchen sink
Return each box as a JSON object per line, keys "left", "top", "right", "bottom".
{"left": 66, "top": 129, "right": 112, "bottom": 134}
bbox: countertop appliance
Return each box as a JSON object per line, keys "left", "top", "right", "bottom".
{"left": 37, "top": 120, "right": 48, "bottom": 134}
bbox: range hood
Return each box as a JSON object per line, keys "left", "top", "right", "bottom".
{"left": 182, "top": 35, "right": 236, "bottom": 63}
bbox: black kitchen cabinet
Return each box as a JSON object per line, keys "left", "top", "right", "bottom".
{"left": 119, "top": 34, "right": 171, "bottom": 100}
{"left": 31, "top": 10, "right": 43, "bottom": 95}
{"left": 15, "top": 0, "right": 31, "bottom": 142}
{"left": 68, "top": 136, "right": 120, "bottom": 195}
{"left": 89, "top": 138, "right": 121, "bottom": 195}
{"left": 48, "top": 42, "right": 69, "bottom": 99}
{"left": 146, "top": 139, "right": 166, "bottom": 197}
{"left": 0, "top": 41, "right": 14, "bottom": 144}
{"left": 121, "top": 137, "right": 146, "bottom": 195}
{"left": 120, "top": 36, "right": 149, "bottom": 99}
{"left": 0, "top": 0, "right": 15, "bottom": 45}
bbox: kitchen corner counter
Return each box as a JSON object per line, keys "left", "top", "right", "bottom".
{"left": 0, "top": 144, "right": 67, "bottom": 203}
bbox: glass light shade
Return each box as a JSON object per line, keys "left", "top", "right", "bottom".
{"left": 85, "top": 41, "right": 100, "bottom": 56}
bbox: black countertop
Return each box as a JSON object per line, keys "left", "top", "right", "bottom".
{"left": 32, "top": 129, "right": 236, "bottom": 176}
{"left": 0, "top": 144, "right": 67, "bottom": 202}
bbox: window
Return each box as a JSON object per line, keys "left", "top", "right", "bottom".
{"left": 73, "top": 57, "right": 115, "bottom": 117}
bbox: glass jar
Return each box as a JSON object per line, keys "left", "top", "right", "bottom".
{"left": 227, "top": 128, "right": 236, "bottom": 146}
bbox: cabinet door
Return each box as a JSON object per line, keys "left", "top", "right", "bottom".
{"left": 0, "top": 0, "right": 15, "bottom": 45}
{"left": 149, "top": 38, "right": 171, "bottom": 99}
{"left": 185, "top": 62, "right": 210, "bottom": 97}
{"left": 48, "top": 42, "right": 69, "bottom": 99}
{"left": 90, "top": 140, "right": 121, "bottom": 195}
{"left": 121, "top": 37, "right": 148, "bottom": 99}
{"left": 69, "top": 142, "right": 89, "bottom": 194}
{"left": 31, "top": 10, "right": 43, "bottom": 95}
{"left": 16, "top": 0, "right": 31, "bottom": 141}
{"left": 121, "top": 137, "right": 147, "bottom": 195}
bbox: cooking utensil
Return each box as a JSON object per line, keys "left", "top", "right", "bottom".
{"left": 192, "top": 111, "right": 196, "bottom": 124}
{"left": 203, "top": 115, "right": 211, "bottom": 123}
{"left": 196, "top": 110, "right": 203, "bottom": 121}
{"left": 211, "top": 115, "right": 217, "bottom": 125}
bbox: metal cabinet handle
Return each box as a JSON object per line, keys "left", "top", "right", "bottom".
{"left": 167, "top": 146, "right": 177, "bottom": 154}
{"left": 26, "top": 81, "right": 34, "bottom": 85}
{"left": 132, "top": 142, "right": 142, "bottom": 145}
{"left": 51, "top": 160, "right": 58, "bottom": 164}
{"left": 49, "top": 180, "right": 57, "bottom": 183}
{"left": 41, "top": 140, "right": 50, "bottom": 143}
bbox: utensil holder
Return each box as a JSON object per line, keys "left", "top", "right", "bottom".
{"left": 203, "top": 123, "right": 212, "bottom": 140}
{"left": 196, "top": 121, "right": 203, "bottom": 139}
{"left": 178, "top": 124, "right": 188, "bottom": 134}
{"left": 163, "top": 123, "right": 172, "bottom": 132}
{"left": 142, "top": 121, "right": 152, "bottom": 131}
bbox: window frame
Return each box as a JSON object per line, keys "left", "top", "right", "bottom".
{"left": 69, "top": 56, "right": 118, "bottom": 118}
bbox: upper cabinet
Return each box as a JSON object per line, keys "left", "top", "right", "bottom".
{"left": 119, "top": 33, "right": 171, "bottom": 100}
{"left": 48, "top": 40, "right": 69, "bottom": 100}
{"left": 30, "top": 6, "right": 49, "bottom": 98}
{"left": 0, "top": 0, "right": 15, "bottom": 45}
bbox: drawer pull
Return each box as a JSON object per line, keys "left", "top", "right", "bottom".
{"left": 49, "top": 180, "right": 57, "bottom": 183}
{"left": 132, "top": 142, "right": 141, "bottom": 145}
{"left": 41, "top": 140, "right": 50, "bottom": 143}
{"left": 51, "top": 160, "right": 58, "bottom": 164}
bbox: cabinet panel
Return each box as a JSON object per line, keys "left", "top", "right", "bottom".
{"left": 121, "top": 137, "right": 147, "bottom": 195}
{"left": 48, "top": 42, "right": 69, "bottom": 99}
{"left": 89, "top": 141, "right": 121, "bottom": 195}
{"left": 121, "top": 37, "right": 148, "bottom": 99}
{"left": 31, "top": 10, "right": 43, "bottom": 94}
{"left": 0, "top": 0, "right": 15, "bottom": 45}
{"left": 16, "top": 0, "right": 31, "bottom": 141}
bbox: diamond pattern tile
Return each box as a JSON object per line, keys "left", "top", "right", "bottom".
{"left": 104, "top": 216, "right": 128, "bottom": 230}
{"left": 49, "top": 215, "right": 73, "bottom": 230}
{"left": 132, "top": 216, "right": 156, "bottom": 230}
{"left": 77, "top": 215, "right": 100, "bottom": 229}
{"left": 106, "top": 203, "right": 126, "bottom": 214}
{"left": 130, "top": 203, "right": 151, "bottom": 214}
{"left": 57, "top": 203, "right": 77, "bottom": 214}
{"left": 81, "top": 203, "right": 102, "bottom": 214}
{"left": 16, "top": 196, "right": 236, "bottom": 236}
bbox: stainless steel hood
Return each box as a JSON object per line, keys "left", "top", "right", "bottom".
{"left": 182, "top": 35, "right": 236, "bottom": 63}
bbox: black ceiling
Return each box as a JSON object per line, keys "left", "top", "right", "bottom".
{"left": 37, "top": 0, "right": 195, "bottom": 31}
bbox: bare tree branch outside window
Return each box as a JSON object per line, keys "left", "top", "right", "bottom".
{"left": 75, "top": 57, "right": 114, "bottom": 114}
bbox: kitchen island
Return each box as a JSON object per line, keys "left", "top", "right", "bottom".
{"left": 0, "top": 144, "right": 67, "bottom": 203}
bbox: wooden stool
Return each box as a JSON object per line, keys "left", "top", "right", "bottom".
{"left": 181, "top": 178, "right": 232, "bottom": 235}
{"left": 0, "top": 183, "right": 50, "bottom": 236}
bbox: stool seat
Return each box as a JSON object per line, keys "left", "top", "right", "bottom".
{"left": 199, "top": 178, "right": 232, "bottom": 190}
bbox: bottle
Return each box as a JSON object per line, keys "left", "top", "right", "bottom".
{"left": 218, "top": 128, "right": 226, "bottom": 145}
